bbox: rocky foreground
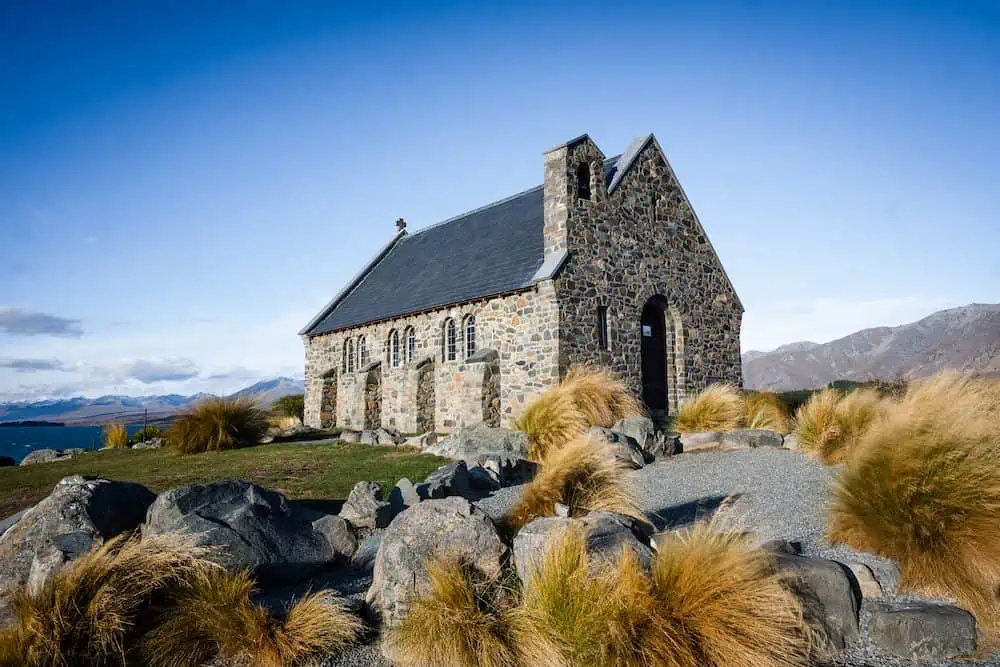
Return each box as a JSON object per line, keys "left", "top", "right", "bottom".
{"left": 0, "top": 423, "right": 994, "bottom": 666}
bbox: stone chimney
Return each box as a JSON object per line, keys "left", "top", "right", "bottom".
{"left": 395, "top": 217, "right": 406, "bottom": 232}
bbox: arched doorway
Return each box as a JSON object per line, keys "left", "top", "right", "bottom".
{"left": 641, "top": 296, "right": 668, "bottom": 416}
{"left": 319, "top": 369, "right": 337, "bottom": 428}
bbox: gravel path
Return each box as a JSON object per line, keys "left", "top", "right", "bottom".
{"left": 323, "top": 448, "right": 1000, "bottom": 666}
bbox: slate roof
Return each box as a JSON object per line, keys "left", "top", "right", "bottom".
{"left": 301, "top": 156, "right": 621, "bottom": 336}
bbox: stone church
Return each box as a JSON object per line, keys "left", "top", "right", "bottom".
{"left": 300, "top": 133, "right": 743, "bottom": 433}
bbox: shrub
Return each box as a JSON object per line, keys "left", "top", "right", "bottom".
{"left": 793, "top": 388, "right": 883, "bottom": 464}
{"left": 0, "top": 533, "right": 214, "bottom": 666}
{"left": 167, "top": 397, "right": 269, "bottom": 454}
{"left": 102, "top": 422, "right": 129, "bottom": 449}
{"left": 272, "top": 394, "right": 305, "bottom": 423}
{"left": 501, "top": 434, "right": 641, "bottom": 535}
{"left": 791, "top": 388, "right": 840, "bottom": 461}
{"left": 742, "top": 391, "right": 791, "bottom": 432}
{"left": 515, "top": 525, "right": 660, "bottom": 666}
{"left": 131, "top": 425, "right": 164, "bottom": 443}
{"left": 143, "top": 568, "right": 361, "bottom": 667}
{"left": 649, "top": 520, "right": 809, "bottom": 666}
{"left": 514, "top": 366, "right": 643, "bottom": 462}
{"left": 828, "top": 372, "right": 1000, "bottom": 632}
{"left": 673, "top": 384, "right": 743, "bottom": 433}
{"left": 515, "top": 520, "right": 809, "bottom": 667}
{"left": 387, "top": 556, "right": 519, "bottom": 667}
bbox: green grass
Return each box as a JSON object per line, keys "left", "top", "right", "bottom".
{"left": 0, "top": 443, "right": 449, "bottom": 519}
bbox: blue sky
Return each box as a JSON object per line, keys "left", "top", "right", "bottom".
{"left": 1, "top": 0, "right": 997, "bottom": 400}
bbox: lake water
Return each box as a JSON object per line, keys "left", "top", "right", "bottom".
{"left": 0, "top": 425, "right": 147, "bottom": 463}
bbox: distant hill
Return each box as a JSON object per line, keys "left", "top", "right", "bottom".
{"left": 743, "top": 303, "right": 1000, "bottom": 391}
{"left": 0, "top": 377, "right": 305, "bottom": 425}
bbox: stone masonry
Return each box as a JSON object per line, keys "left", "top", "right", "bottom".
{"left": 302, "top": 133, "right": 742, "bottom": 432}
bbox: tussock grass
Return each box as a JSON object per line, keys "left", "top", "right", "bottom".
{"left": 387, "top": 556, "right": 519, "bottom": 667}
{"left": 742, "top": 391, "right": 791, "bottom": 433}
{"left": 514, "top": 367, "right": 644, "bottom": 462}
{"left": 515, "top": 525, "right": 660, "bottom": 666}
{"left": 102, "top": 423, "right": 129, "bottom": 449}
{"left": 167, "top": 397, "right": 269, "bottom": 454}
{"left": 501, "top": 435, "right": 641, "bottom": 535}
{"left": 793, "top": 388, "right": 884, "bottom": 464}
{"left": 1, "top": 533, "right": 214, "bottom": 666}
{"left": 673, "top": 384, "right": 743, "bottom": 433}
{"left": 829, "top": 372, "right": 1000, "bottom": 632}
{"left": 143, "top": 568, "right": 361, "bottom": 667}
{"left": 651, "top": 520, "right": 810, "bottom": 666}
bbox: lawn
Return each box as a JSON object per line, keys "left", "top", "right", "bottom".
{"left": 0, "top": 442, "right": 450, "bottom": 519}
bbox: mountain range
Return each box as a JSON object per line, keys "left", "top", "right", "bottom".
{"left": 0, "top": 377, "right": 305, "bottom": 425}
{"left": 743, "top": 303, "right": 1000, "bottom": 391}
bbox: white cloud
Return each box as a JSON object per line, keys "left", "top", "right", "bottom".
{"left": 741, "top": 295, "right": 961, "bottom": 352}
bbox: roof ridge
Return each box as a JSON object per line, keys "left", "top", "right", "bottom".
{"left": 408, "top": 184, "right": 544, "bottom": 238}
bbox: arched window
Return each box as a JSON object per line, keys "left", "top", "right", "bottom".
{"left": 346, "top": 339, "right": 355, "bottom": 373}
{"left": 405, "top": 327, "right": 416, "bottom": 364}
{"left": 576, "top": 162, "right": 591, "bottom": 200}
{"left": 464, "top": 315, "right": 476, "bottom": 359}
{"left": 444, "top": 318, "right": 457, "bottom": 361}
{"left": 389, "top": 330, "right": 400, "bottom": 368}
{"left": 358, "top": 337, "right": 368, "bottom": 368}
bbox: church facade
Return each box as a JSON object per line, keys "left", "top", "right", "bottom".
{"left": 300, "top": 133, "right": 743, "bottom": 433}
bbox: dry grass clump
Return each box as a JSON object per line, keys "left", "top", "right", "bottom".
{"left": 673, "top": 384, "right": 743, "bottom": 433}
{"left": 516, "top": 521, "right": 808, "bottom": 667}
{"left": 143, "top": 568, "right": 361, "bottom": 667}
{"left": 650, "top": 521, "right": 809, "bottom": 666}
{"left": 102, "top": 422, "right": 129, "bottom": 449}
{"left": 829, "top": 372, "right": 1000, "bottom": 632}
{"left": 501, "top": 435, "right": 642, "bottom": 535}
{"left": 742, "top": 391, "right": 791, "bottom": 433}
{"left": 514, "top": 367, "right": 643, "bottom": 461}
{"left": 0, "top": 533, "right": 214, "bottom": 666}
{"left": 167, "top": 396, "right": 269, "bottom": 454}
{"left": 387, "top": 556, "right": 519, "bottom": 667}
{"left": 793, "top": 388, "right": 884, "bottom": 464}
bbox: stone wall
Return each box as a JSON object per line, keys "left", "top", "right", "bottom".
{"left": 302, "top": 282, "right": 560, "bottom": 431}
{"left": 545, "top": 136, "right": 743, "bottom": 413}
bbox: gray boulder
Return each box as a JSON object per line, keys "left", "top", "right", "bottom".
{"left": 721, "top": 429, "right": 784, "bottom": 450}
{"left": 612, "top": 416, "right": 656, "bottom": 452}
{"left": 376, "top": 428, "right": 403, "bottom": 446}
{"left": 143, "top": 480, "right": 353, "bottom": 584}
{"left": 360, "top": 430, "right": 379, "bottom": 446}
{"left": 131, "top": 437, "right": 165, "bottom": 450}
{"left": 20, "top": 448, "right": 85, "bottom": 465}
{"left": 340, "top": 430, "right": 361, "bottom": 444}
{"left": 513, "top": 512, "right": 654, "bottom": 587}
{"left": 417, "top": 461, "right": 471, "bottom": 500}
{"left": 771, "top": 553, "right": 860, "bottom": 652}
{"left": 388, "top": 478, "right": 421, "bottom": 514}
{"left": 782, "top": 433, "right": 800, "bottom": 450}
{"left": 647, "top": 431, "right": 680, "bottom": 458}
{"left": 0, "top": 476, "right": 155, "bottom": 615}
{"left": 585, "top": 426, "right": 646, "bottom": 468}
{"left": 678, "top": 431, "right": 723, "bottom": 453}
{"left": 340, "top": 481, "right": 393, "bottom": 529}
{"left": 424, "top": 423, "right": 529, "bottom": 460}
{"left": 869, "top": 601, "right": 976, "bottom": 661}
{"left": 467, "top": 455, "right": 537, "bottom": 491}
{"left": 309, "top": 512, "right": 358, "bottom": 561}
{"left": 367, "top": 497, "right": 507, "bottom": 629}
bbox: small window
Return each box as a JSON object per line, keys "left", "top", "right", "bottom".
{"left": 406, "top": 327, "right": 416, "bottom": 364}
{"left": 358, "top": 337, "right": 368, "bottom": 367}
{"left": 444, "top": 319, "right": 457, "bottom": 361}
{"left": 342, "top": 340, "right": 349, "bottom": 373}
{"left": 464, "top": 315, "right": 476, "bottom": 358}
{"left": 389, "top": 330, "right": 400, "bottom": 368}
{"left": 576, "top": 162, "right": 591, "bottom": 201}
{"left": 598, "top": 306, "right": 609, "bottom": 350}
{"left": 346, "top": 339, "right": 355, "bottom": 372}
